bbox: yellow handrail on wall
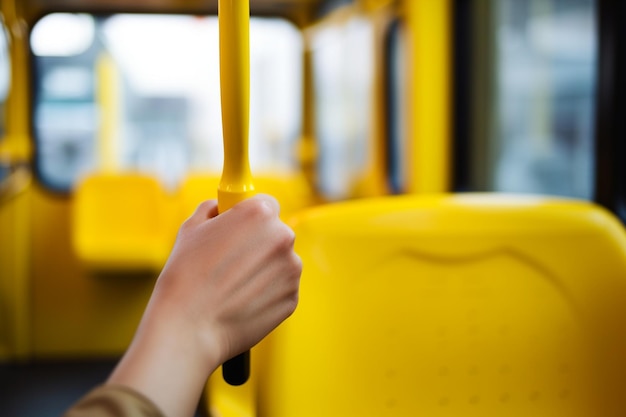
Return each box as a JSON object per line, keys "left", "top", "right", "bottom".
{"left": 0, "top": 0, "right": 31, "bottom": 161}
{"left": 0, "top": 0, "right": 32, "bottom": 360}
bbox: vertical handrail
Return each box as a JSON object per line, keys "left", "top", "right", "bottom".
{"left": 218, "top": 0, "right": 255, "bottom": 386}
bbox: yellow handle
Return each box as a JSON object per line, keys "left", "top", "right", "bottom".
{"left": 218, "top": 0, "right": 254, "bottom": 387}
{"left": 218, "top": 0, "right": 255, "bottom": 213}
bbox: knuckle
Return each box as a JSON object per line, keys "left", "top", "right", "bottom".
{"left": 284, "top": 290, "right": 300, "bottom": 317}
{"left": 275, "top": 225, "right": 296, "bottom": 252}
{"left": 198, "top": 199, "right": 214, "bottom": 210}
{"left": 293, "top": 254, "right": 303, "bottom": 275}
{"left": 196, "top": 199, "right": 217, "bottom": 216}
{"left": 285, "top": 258, "right": 302, "bottom": 315}
{"left": 240, "top": 198, "right": 275, "bottom": 221}
{"left": 178, "top": 218, "right": 193, "bottom": 235}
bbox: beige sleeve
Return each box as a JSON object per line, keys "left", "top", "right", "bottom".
{"left": 63, "top": 385, "right": 165, "bottom": 417}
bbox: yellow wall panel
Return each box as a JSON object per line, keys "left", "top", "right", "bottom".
{"left": 30, "top": 188, "right": 154, "bottom": 357}
{"left": 0, "top": 187, "right": 31, "bottom": 359}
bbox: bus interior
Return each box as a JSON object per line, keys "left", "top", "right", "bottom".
{"left": 1, "top": 0, "right": 626, "bottom": 415}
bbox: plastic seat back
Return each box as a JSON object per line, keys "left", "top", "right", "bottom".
{"left": 258, "top": 194, "right": 626, "bottom": 417}
{"left": 178, "top": 173, "right": 220, "bottom": 222}
{"left": 72, "top": 173, "right": 174, "bottom": 270}
{"left": 179, "top": 172, "right": 315, "bottom": 222}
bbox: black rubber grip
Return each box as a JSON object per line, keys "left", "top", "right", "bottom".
{"left": 223, "top": 350, "right": 250, "bottom": 385}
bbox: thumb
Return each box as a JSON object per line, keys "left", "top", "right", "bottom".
{"left": 185, "top": 200, "right": 219, "bottom": 227}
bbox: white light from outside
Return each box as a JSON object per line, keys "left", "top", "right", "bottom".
{"left": 101, "top": 15, "right": 302, "bottom": 172}
{"left": 0, "top": 27, "right": 10, "bottom": 100}
{"left": 31, "top": 13, "right": 96, "bottom": 57}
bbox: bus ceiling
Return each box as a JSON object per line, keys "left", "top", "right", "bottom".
{"left": 15, "top": 0, "right": 327, "bottom": 27}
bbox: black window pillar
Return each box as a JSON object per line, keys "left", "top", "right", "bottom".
{"left": 595, "top": 0, "right": 626, "bottom": 221}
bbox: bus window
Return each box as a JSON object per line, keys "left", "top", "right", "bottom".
{"left": 32, "top": 14, "right": 98, "bottom": 191}
{"left": 312, "top": 16, "right": 374, "bottom": 200}
{"left": 31, "top": 14, "right": 302, "bottom": 192}
{"left": 0, "top": 22, "right": 10, "bottom": 141}
{"left": 488, "top": 0, "right": 597, "bottom": 199}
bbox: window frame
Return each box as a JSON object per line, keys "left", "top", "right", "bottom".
{"left": 453, "top": 0, "right": 600, "bottom": 201}
{"left": 594, "top": 0, "right": 626, "bottom": 222}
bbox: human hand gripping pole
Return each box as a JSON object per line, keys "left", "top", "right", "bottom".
{"left": 218, "top": 0, "right": 255, "bottom": 385}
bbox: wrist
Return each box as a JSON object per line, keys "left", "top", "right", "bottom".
{"left": 107, "top": 302, "right": 222, "bottom": 417}
{"left": 144, "top": 287, "right": 228, "bottom": 369}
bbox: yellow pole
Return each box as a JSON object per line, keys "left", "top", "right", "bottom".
{"left": 0, "top": 0, "right": 32, "bottom": 360}
{"left": 218, "top": 0, "right": 254, "bottom": 386}
{"left": 298, "top": 45, "right": 318, "bottom": 192}
{"left": 218, "top": 0, "right": 255, "bottom": 214}
{"left": 0, "top": 0, "right": 31, "bottom": 160}
{"left": 405, "top": 0, "right": 451, "bottom": 193}
{"left": 96, "top": 53, "right": 120, "bottom": 172}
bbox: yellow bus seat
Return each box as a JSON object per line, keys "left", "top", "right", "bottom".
{"left": 178, "top": 173, "right": 220, "bottom": 222}
{"left": 72, "top": 173, "right": 175, "bottom": 270}
{"left": 253, "top": 173, "right": 315, "bottom": 217}
{"left": 179, "top": 172, "right": 315, "bottom": 222}
{"left": 250, "top": 194, "right": 626, "bottom": 417}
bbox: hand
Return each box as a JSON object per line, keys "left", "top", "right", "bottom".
{"left": 154, "top": 194, "right": 301, "bottom": 362}
{"left": 107, "top": 195, "right": 302, "bottom": 417}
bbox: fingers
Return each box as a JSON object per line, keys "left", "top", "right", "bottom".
{"left": 234, "top": 194, "right": 280, "bottom": 218}
{"left": 188, "top": 194, "right": 279, "bottom": 227}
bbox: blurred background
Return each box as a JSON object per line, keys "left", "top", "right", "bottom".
{"left": 1, "top": 0, "right": 624, "bottom": 415}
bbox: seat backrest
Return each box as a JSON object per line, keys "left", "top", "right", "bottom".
{"left": 178, "top": 173, "right": 220, "bottom": 222}
{"left": 257, "top": 194, "right": 626, "bottom": 417}
{"left": 72, "top": 173, "right": 175, "bottom": 270}
{"left": 178, "top": 172, "right": 315, "bottom": 222}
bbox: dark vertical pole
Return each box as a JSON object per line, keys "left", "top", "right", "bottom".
{"left": 594, "top": 0, "right": 626, "bottom": 221}
{"left": 452, "top": 0, "right": 473, "bottom": 191}
{"left": 384, "top": 19, "right": 401, "bottom": 194}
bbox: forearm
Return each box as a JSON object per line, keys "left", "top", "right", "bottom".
{"left": 107, "top": 305, "right": 220, "bottom": 417}
{"left": 72, "top": 196, "right": 301, "bottom": 417}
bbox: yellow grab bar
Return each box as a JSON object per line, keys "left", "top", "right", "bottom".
{"left": 218, "top": 0, "right": 254, "bottom": 385}
{"left": 218, "top": 0, "right": 255, "bottom": 214}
